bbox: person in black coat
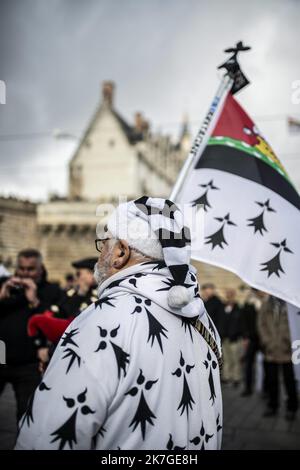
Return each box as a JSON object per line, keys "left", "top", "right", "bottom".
{"left": 27, "top": 258, "right": 99, "bottom": 348}
{"left": 240, "top": 289, "right": 264, "bottom": 396}
{"left": 0, "top": 249, "right": 63, "bottom": 422}
{"left": 220, "top": 288, "right": 242, "bottom": 386}
{"left": 201, "top": 283, "right": 224, "bottom": 336}
{"left": 54, "top": 257, "right": 98, "bottom": 319}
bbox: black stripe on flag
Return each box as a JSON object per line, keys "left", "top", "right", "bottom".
{"left": 195, "top": 145, "right": 300, "bottom": 210}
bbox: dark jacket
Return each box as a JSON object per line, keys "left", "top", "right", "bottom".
{"left": 241, "top": 303, "right": 259, "bottom": 342}
{"left": 219, "top": 303, "right": 242, "bottom": 341}
{"left": 51, "top": 285, "right": 98, "bottom": 319}
{"left": 0, "top": 280, "right": 63, "bottom": 365}
{"left": 204, "top": 295, "right": 224, "bottom": 335}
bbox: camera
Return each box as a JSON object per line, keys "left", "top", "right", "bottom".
{"left": 10, "top": 284, "right": 25, "bottom": 297}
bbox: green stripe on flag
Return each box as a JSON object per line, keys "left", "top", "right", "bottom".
{"left": 208, "top": 136, "right": 292, "bottom": 185}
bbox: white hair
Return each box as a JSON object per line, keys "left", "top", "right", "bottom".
{"left": 108, "top": 238, "right": 160, "bottom": 262}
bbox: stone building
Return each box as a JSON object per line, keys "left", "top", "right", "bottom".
{"left": 0, "top": 81, "right": 243, "bottom": 296}
{"left": 37, "top": 81, "right": 189, "bottom": 281}
{"left": 68, "top": 81, "right": 186, "bottom": 200}
{"left": 0, "top": 197, "right": 37, "bottom": 271}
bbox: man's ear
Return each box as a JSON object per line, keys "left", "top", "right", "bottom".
{"left": 112, "top": 239, "right": 130, "bottom": 269}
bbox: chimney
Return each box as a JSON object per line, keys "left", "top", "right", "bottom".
{"left": 134, "top": 112, "right": 144, "bottom": 133}
{"left": 141, "top": 119, "right": 150, "bottom": 133}
{"left": 102, "top": 81, "right": 115, "bottom": 108}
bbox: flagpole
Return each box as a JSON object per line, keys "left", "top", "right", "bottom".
{"left": 170, "top": 73, "right": 233, "bottom": 202}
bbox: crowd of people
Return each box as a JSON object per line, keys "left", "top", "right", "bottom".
{"left": 8, "top": 197, "right": 224, "bottom": 450}
{"left": 0, "top": 242, "right": 298, "bottom": 448}
{"left": 0, "top": 249, "right": 98, "bottom": 421}
{"left": 201, "top": 283, "right": 298, "bottom": 421}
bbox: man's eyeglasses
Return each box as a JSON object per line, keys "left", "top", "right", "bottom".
{"left": 95, "top": 238, "right": 111, "bottom": 253}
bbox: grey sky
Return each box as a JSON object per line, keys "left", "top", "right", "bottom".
{"left": 0, "top": 0, "right": 299, "bottom": 200}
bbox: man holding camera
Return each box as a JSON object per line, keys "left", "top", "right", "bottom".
{"left": 27, "top": 257, "right": 99, "bottom": 347}
{"left": 0, "top": 249, "right": 63, "bottom": 422}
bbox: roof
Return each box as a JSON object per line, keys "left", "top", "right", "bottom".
{"left": 70, "top": 103, "right": 144, "bottom": 167}
{"left": 112, "top": 110, "right": 144, "bottom": 144}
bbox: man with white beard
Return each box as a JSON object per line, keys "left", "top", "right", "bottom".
{"left": 15, "top": 197, "right": 222, "bottom": 450}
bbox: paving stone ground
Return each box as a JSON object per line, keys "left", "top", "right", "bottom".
{"left": 222, "top": 384, "right": 300, "bottom": 450}
{"left": 0, "top": 382, "right": 299, "bottom": 450}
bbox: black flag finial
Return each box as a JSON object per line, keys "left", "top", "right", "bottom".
{"left": 224, "top": 41, "right": 251, "bottom": 57}
{"left": 218, "top": 41, "right": 251, "bottom": 94}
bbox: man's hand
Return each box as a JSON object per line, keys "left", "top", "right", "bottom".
{"left": 37, "top": 347, "right": 49, "bottom": 374}
{"left": 0, "top": 276, "right": 23, "bottom": 300}
{"left": 19, "top": 278, "right": 40, "bottom": 307}
{"left": 0, "top": 276, "right": 40, "bottom": 307}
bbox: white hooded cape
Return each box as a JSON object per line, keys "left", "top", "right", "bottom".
{"left": 15, "top": 262, "right": 222, "bottom": 450}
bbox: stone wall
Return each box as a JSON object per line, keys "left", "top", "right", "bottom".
{"left": 0, "top": 197, "right": 246, "bottom": 298}
{"left": 38, "top": 225, "right": 97, "bottom": 283}
{"left": 0, "top": 197, "right": 37, "bottom": 271}
{"left": 37, "top": 200, "right": 104, "bottom": 282}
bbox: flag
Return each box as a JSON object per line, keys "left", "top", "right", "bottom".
{"left": 177, "top": 92, "right": 300, "bottom": 308}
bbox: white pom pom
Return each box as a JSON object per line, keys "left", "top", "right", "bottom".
{"left": 168, "top": 285, "right": 192, "bottom": 309}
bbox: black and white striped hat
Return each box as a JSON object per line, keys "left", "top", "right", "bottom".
{"left": 107, "top": 196, "right": 193, "bottom": 309}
